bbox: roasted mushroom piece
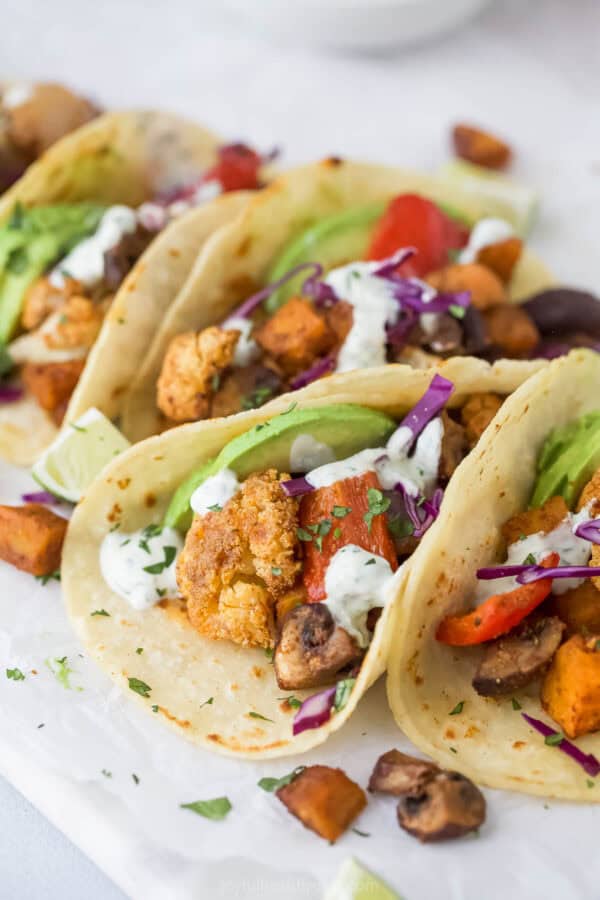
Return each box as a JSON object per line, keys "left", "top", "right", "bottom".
{"left": 397, "top": 771, "right": 485, "bottom": 842}
{"left": 368, "top": 749, "right": 439, "bottom": 796}
{"left": 473, "top": 616, "right": 565, "bottom": 697}
{"left": 274, "top": 603, "right": 363, "bottom": 691}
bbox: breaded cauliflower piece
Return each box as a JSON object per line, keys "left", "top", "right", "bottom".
{"left": 501, "top": 495, "right": 569, "bottom": 547}
{"left": 578, "top": 467, "right": 600, "bottom": 591}
{"left": 21, "top": 277, "right": 82, "bottom": 331}
{"left": 44, "top": 296, "right": 103, "bottom": 351}
{"left": 156, "top": 326, "right": 239, "bottom": 423}
{"left": 177, "top": 469, "right": 301, "bottom": 648}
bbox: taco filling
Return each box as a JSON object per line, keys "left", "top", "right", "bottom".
{"left": 0, "top": 143, "right": 270, "bottom": 425}
{"left": 437, "top": 410, "right": 600, "bottom": 745}
{"left": 154, "top": 192, "right": 599, "bottom": 427}
{"left": 95, "top": 375, "right": 505, "bottom": 739}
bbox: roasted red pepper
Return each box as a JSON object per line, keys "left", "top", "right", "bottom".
{"left": 366, "top": 194, "right": 468, "bottom": 278}
{"left": 299, "top": 471, "right": 398, "bottom": 603}
{"left": 203, "top": 143, "right": 263, "bottom": 192}
{"left": 436, "top": 552, "right": 559, "bottom": 646}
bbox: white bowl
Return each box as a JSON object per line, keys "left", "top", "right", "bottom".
{"left": 223, "top": 0, "right": 492, "bottom": 51}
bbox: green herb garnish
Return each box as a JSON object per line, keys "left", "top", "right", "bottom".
{"left": 363, "top": 488, "right": 390, "bottom": 532}
{"left": 332, "top": 505, "right": 351, "bottom": 518}
{"left": 248, "top": 711, "right": 274, "bottom": 723}
{"left": 35, "top": 570, "right": 61, "bottom": 585}
{"left": 545, "top": 733, "right": 563, "bottom": 746}
{"left": 180, "top": 797, "right": 232, "bottom": 820}
{"left": 258, "top": 766, "right": 305, "bottom": 793}
{"left": 511, "top": 697, "right": 522, "bottom": 710}
{"left": 6, "top": 668, "right": 25, "bottom": 681}
{"left": 91, "top": 609, "right": 110, "bottom": 617}
{"left": 334, "top": 677, "right": 356, "bottom": 712}
{"left": 128, "top": 677, "right": 152, "bottom": 698}
{"left": 143, "top": 546, "right": 177, "bottom": 574}
{"left": 449, "top": 701, "right": 464, "bottom": 716}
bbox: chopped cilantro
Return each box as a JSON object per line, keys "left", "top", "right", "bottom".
{"left": 200, "top": 697, "right": 214, "bottom": 708}
{"left": 155, "top": 588, "right": 167, "bottom": 598}
{"left": 332, "top": 505, "right": 351, "bottom": 518}
{"left": 6, "top": 668, "right": 25, "bottom": 681}
{"left": 523, "top": 553, "right": 537, "bottom": 566}
{"left": 151, "top": 704, "right": 159, "bottom": 713}
{"left": 264, "top": 647, "right": 274, "bottom": 661}
{"left": 101, "top": 769, "right": 112, "bottom": 778}
{"left": 91, "top": 609, "right": 110, "bottom": 617}
{"left": 46, "top": 656, "right": 78, "bottom": 691}
{"left": 511, "top": 697, "right": 522, "bottom": 711}
{"left": 449, "top": 747, "right": 458, "bottom": 754}
{"left": 449, "top": 304, "right": 466, "bottom": 319}
{"left": 545, "top": 733, "right": 563, "bottom": 746}
{"left": 278, "top": 695, "right": 301, "bottom": 709}
{"left": 132, "top": 773, "right": 140, "bottom": 785}
{"left": 333, "top": 527, "right": 342, "bottom": 540}
{"left": 180, "top": 797, "right": 232, "bottom": 820}
{"left": 282, "top": 402, "right": 297, "bottom": 416}
{"left": 258, "top": 766, "right": 305, "bottom": 793}
{"left": 449, "top": 701, "right": 464, "bottom": 716}
{"left": 271, "top": 566, "right": 282, "bottom": 576}
{"left": 388, "top": 515, "right": 414, "bottom": 540}
{"left": 109, "top": 522, "right": 121, "bottom": 532}
{"left": 136, "top": 647, "right": 144, "bottom": 655}
{"left": 35, "top": 570, "right": 61, "bottom": 586}
{"left": 143, "top": 546, "right": 177, "bottom": 574}
{"left": 69, "top": 422, "right": 87, "bottom": 433}
{"left": 242, "top": 386, "right": 274, "bottom": 411}
{"left": 365, "top": 558, "right": 376, "bottom": 566}
{"left": 352, "top": 828, "right": 371, "bottom": 837}
{"left": 248, "top": 711, "right": 274, "bottom": 723}
{"left": 334, "top": 677, "right": 356, "bottom": 712}
{"left": 207, "top": 503, "right": 222, "bottom": 512}
{"left": 37, "top": 723, "right": 44, "bottom": 729}
{"left": 587, "top": 779, "right": 595, "bottom": 788}
{"left": 128, "top": 677, "right": 152, "bottom": 698}
{"left": 363, "top": 488, "right": 390, "bottom": 532}
{"left": 296, "top": 527, "right": 313, "bottom": 542}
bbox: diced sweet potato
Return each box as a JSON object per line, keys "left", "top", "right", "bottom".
{"left": 22, "top": 359, "right": 85, "bottom": 414}
{"left": 482, "top": 304, "right": 540, "bottom": 357}
{"left": 324, "top": 300, "right": 353, "bottom": 352}
{"left": 452, "top": 123, "right": 512, "bottom": 170}
{"left": 502, "top": 495, "right": 569, "bottom": 547}
{"left": 255, "top": 297, "right": 334, "bottom": 376}
{"left": 426, "top": 263, "right": 506, "bottom": 311}
{"left": 476, "top": 238, "right": 523, "bottom": 283}
{"left": 460, "top": 392, "right": 503, "bottom": 446}
{"left": 0, "top": 504, "right": 66, "bottom": 576}
{"left": 541, "top": 634, "right": 600, "bottom": 738}
{"left": 276, "top": 765, "right": 366, "bottom": 842}
{"left": 553, "top": 582, "right": 600, "bottom": 635}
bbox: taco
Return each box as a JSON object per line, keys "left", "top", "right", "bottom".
{"left": 63, "top": 357, "right": 538, "bottom": 758}
{"left": 0, "top": 110, "right": 273, "bottom": 464}
{"left": 387, "top": 348, "right": 600, "bottom": 801}
{"left": 119, "top": 157, "right": 598, "bottom": 444}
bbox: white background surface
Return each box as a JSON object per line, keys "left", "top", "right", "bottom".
{"left": 1, "top": 1, "right": 600, "bottom": 898}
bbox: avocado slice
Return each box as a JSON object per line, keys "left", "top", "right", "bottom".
{"left": 165, "top": 403, "right": 397, "bottom": 531}
{"left": 0, "top": 202, "right": 105, "bottom": 343}
{"left": 531, "top": 412, "right": 600, "bottom": 508}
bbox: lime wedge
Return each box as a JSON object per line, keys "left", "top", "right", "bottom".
{"left": 437, "top": 159, "right": 538, "bottom": 236}
{"left": 324, "top": 858, "right": 401, "bottom": 900}
{"left": 32, "top": 408, "right": 130, "bottom": 503}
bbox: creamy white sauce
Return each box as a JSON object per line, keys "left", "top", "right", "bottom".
{"left": 191, "top": 179, "right": 222, "bottom": 206}
{"left": 223, "top": 315, "right": 260, "bottom": 367}
{"left": 136, "top": 202, "right": 168, "bottom": 232}
{"left": 100, "top": 526, "right": 183, "bottom": 611}
{"left": 324, "top": 544, "right": 394, "bottom": 647}
{"left": 459, "top": 217, "right": 514, "bottom": 264}
{"left": 50, "top": 206, "right": 137, "bottom": 289}
{"left": 324, "top": 261, "right": 399, "bottom": 372}
{"left": 305, "top": 417, "right": 443, "bottom": 499}
{"left": 8, "top": 310, "right": 88, "bottom": 364}
{"left": 289, "top": 434, "right": 335, "bottom": 473}
{"left": 3, "top": 82, "right": 34, "bottom": 109}
{"left": 190, "top": 467, "right": 240, "bottom": 516}
{"left": 475, "top": 505, "right": 593, "bottom": 602}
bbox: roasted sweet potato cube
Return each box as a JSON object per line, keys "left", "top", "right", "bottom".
{"left": 255, "top": 297, "right": 334, "bottom": 375}
{"left": 476, "top": 238, "right": 523, "bottom": 283}
{"left": 553, "top": 582, "right": 600, "bottom": 635}
{"left": 452, "top": 123, "right": 512, "bottom": 170}
{"left": 460, "top": 392, "right": 503, "bottom": 446}
{"left": 501, "top": 495, "right": 569, "bottom": 546}
{"left": 482, "top": 304, "right": 540, "bottom": 358}
{"left": 0, "top": 504, "right": 66, "bottom": 576}
{"left": 541, "top": 634, "right": 600, "bottom": 738}
{"left": 276, "top": 765, "right": 366, "bottom": 842}
{"left": 426, "top": 264, "right": 506, "bottom": 311}
{"left": 325, "top": 300, "right": 353, "bottom": 352}
{"left": 368, "top": 749, "right": 439, "bottom": 796}
{"left": 22, "top": 359, "right": 85, "bottom": 413}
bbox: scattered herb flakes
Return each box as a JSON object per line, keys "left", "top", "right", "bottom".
{"left": 296, "top": 527, "right": 313, "bottom": 542}
{"left": 363, "top": 488, "right": 390, "bottom": 532}
{"left": 248, "top": 711, "right": 274, "bottom": 723}
{"left": 587, "top": 779, "right": 595, "bottom": 789}
{"left": 200, "top": 697, "right": 214, "bottom": 708}
{"left": 365, "top": 558, "right": 376, "bottom": 566}
{"left": 69, "top": 421, "right": 87, "bottom": 433}
{"left": 334, "top": 677, "right": 356, "bottom": 712}
{"left": 37, "top": 723, "right": 44, "bottom": 729}
{"left": 135, "top": 647, "right": 144, "bottom": 655}
{"left": 264, "top": 647, "right": 274, "bottom": 661}
{"left": 91, "top": 609, "right": 110, "bottom": 617}
{"left": 271, "top": 566, "right": 282, "bottom": 576}
{"left": 109, "top": 522, "right": 121, "bottom": 532}
{"left": 282, "top": 402, "right": 297, "bottom": 416}
{"left": 511, "top": 697, "right": 522, "bottom": 711}
{"left": 278, "top": 695, "right": 301, "bottom": 709}
{"left": 449, "top": 701, "right": 464, "bottom": 716}
{"left": 6, "top": 668, "right": 25, "bottom": 681}
{"left": 449, "top": 304, "right": 466, "bottom": 319}
{"left": 128, "top": 677, "right": 152, "bottom": 698}
{"left": 388, "top": 515, "right": 414, "bottom": 539}
{"left": 155, "top": 587, "right": 167, "bottom": 598}
{"left": 151, "top": 704, "right": 159, "bottom": 713}
{"left": 332, "top": 505, "right": 351, "bottom": 518}
{"left": 333, "top": 527, "right": 342, "bottom": 540}
{"left": 544, "top": 733, "right": 563, "bottom": 747}
{"left": 132, "top": 773, "right": 140, "bottom": 785}
{"left": 242, "top": 386, "right": 274, "bottom": 411}
{"left": 180, "top": 797, "right": 232, "bottom": 821}
{"left": 258, "top": 766, "right": 305, "bottom": 793}
{"left": 207, "top": 503, "right": 222, "bottom": 512}
{"left": 101, "top": 769, "right": 112, "bottom": 778}
{"left": 449, "top": 747, "right": 458, "bottom": 754}
{"left": 143, "top": 546, "right": 177, "bottom": 575}
{"left": 46, "top": 656, "right": 78, "bottom": 691}
{"left": 35, "top": 570, "right": 61, "bottom": 586}
{"left": 352, "top": 828, "right": 371, "bottom": 838}
{"left": 523, "top": 553, "right": 537, "bottom": 566}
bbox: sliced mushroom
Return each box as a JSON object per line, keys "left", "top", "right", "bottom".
{"left": 473, "top": 616, "right": 565, "bottom": 697}
{"left": 424, "top": 314, "right": 464, "bottom": 356}
{"left": 397, "top": 771, "right": 485, "bottom": 842}
{"left": 368, "top": 749, "right": 439, "bottom": 796}
{"left": 273, "top": 603, "right": 363, "bottom": 691}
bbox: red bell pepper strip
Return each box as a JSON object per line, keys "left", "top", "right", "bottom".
{"left": 299, "top": 471, "right": 398, "bottom": 603}
{"left": 366, "top": 194, "right": 468, "bottom": 278}
{"left": 436, "top": 552, "right": 559, "bottom": 646}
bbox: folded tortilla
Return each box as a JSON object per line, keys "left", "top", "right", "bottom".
{"left": 0, "top": 110, "right": 252, "bottom": 464}
{"left": 120, "top": 157, "right": 554, "bottom": 444}
{"left": 63, "top": 356, "right": 549, "bottom": 759}
{"left": 387, "top": 349, "right": 600, "bottom": 801}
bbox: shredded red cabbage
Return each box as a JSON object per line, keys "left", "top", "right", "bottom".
{"left": 226, "top": 262, "right": 327, "bottom": 321}
{"left": 372, "top": 247, "right": 416, "bottom": 277}
{"left": 292, "top": 686, "right": 336, "bottom": 735}
{"left": 394, "top": 286, "right": 471, "bottom": 316}
{"left": 281, "top": 476, "right": 314, "bottom": 498}
{"left": 574, "top": 520, "right": 600, "bottom": 544}
{"left": 289, "top": 355, "right": 335, "bottom": 390}
{"left": 385, "top": 308, "right": 418, "bottom": 348}
{"left": 0, "top": 384, "right": 23, "bottom": 404}
{"left": 301, "top": 270, "right": 338, "bottom": 308}
{"left": 398, "top": 374, "right": 454, "bottom": 445}
{"left": 396, "top": 484, "right": 444, "bottom": 539}
{"left": 477, "top": 563, "right": 600, "bottom": 584}
{"left": 21, "top": 491, "right": 59, "bottom": 505}
{"left": 521, "top": 712, "right": 600, "bottom": 777}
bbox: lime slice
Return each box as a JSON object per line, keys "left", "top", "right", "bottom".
{"left": 324, "top": 858, "right": 401, "bottom": 900}
{"left": 32, "top": 408, "right": 130, "bottom": 502}
{"left": 437, "top": 159, "right": 538, "bottom": 236}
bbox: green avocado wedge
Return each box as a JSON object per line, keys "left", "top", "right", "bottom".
{"left": 0, "top": 202, "right": 105, "bottom": 343}
{"left": 531, "top": 412, "right": 600, "bottom": 508}
{"left": 165, "top": 403, "right": 397, "bottom": 531}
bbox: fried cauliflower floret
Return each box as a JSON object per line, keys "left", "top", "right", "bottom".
{"left": 156, "top": 326, "right": 238, "bottom": 423}
{"left": 460, "top": 392, "right": 503, "bottom": 446}
{"left": 43, "top": 296, "right": 104, "bottom": 351}
{"left": 6, "top": 83, "right": 98, "bottom": 159}
{"left": 177, "top": 470, "right": 301, "bottom": 648}
{"left": 501, "top": 495, "right": 569, "bottom": 547}
{"left": 577, "top": 467, "right": 600, "bottom": 590}
{"left": 21, "top": 277, "right": 82, "bottom": 331}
